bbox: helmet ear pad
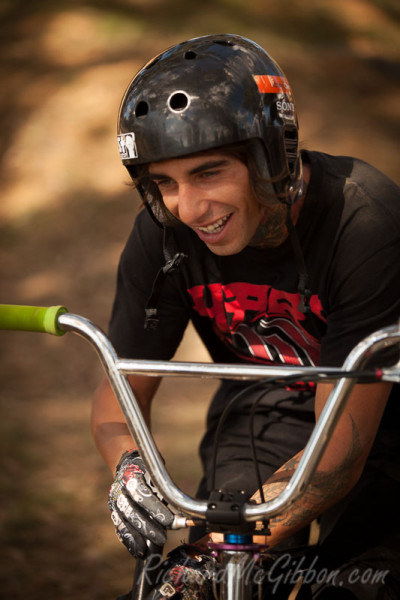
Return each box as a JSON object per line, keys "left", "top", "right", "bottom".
{"left": 245, "top": 139, "right": 285, "bottom": 205}
{"left": 249, "top": 126, "right": 303, "bottom": 205}
{"left": 221, "top": 137, "right": 303, "bottom": 207}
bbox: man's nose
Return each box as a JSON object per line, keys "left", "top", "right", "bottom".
{"left": 176, "top": 183, "right": 208, "bottom": 224}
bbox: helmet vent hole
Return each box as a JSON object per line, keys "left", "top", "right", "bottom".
{"left": 184, "top": 50, "right": 197, "bottom": 60}
{"left": 168, "top": 91, "right": 190, "bottom": 112}
{"left": 135, "top": 101, "right": 149, "bottom": 118}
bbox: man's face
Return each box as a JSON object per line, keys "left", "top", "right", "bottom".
{"left": 148, "top": 152, "right": 267, "bottom": 256}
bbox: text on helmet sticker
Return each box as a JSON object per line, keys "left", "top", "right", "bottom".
{"left": 276, "top": 94, "right": 296, "bottom": 121}
{"left": 253, "top": 75, "right": 292, "bottom": 95}
{"left": 118, "top": 132, "right": 138, "bottom": 160}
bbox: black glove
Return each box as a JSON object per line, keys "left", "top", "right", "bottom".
{"left": 108, "top": 450, "right": 174, "bottom": 557}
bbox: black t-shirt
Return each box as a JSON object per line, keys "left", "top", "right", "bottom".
{"left": 110, "top": 150, "right": 400, "bottom": 369}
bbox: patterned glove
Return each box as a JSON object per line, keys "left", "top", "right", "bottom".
{"left": 144, "top": 544, "right": 217, "bottom": 600}
{"left": 108, "top": 450, "right": 174, "bottom": 557}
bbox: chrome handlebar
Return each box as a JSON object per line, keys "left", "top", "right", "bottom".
{"left": 58, "top": 313, "right": 400, "bottom": 525}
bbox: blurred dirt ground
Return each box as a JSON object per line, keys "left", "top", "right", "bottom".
{"left": 0, "top": 1, "right": 399, "bottom": 598}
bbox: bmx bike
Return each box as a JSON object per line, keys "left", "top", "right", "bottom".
{"left": 1, "top": 304, "right": 399, "bottom": 600}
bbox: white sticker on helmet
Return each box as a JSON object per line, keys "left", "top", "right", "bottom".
{"left": 118, "top": 132, "right": 138, "bottom": 160}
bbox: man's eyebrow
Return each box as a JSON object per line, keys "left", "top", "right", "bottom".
{"left": 189, "top": 159, "right": 230, "bottom": 175}
{"left": 148, "top": 159, "right": 230, "bottom": 180}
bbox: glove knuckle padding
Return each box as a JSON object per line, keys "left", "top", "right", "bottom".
{"left": 108, "top": 450, "right": 173, "bottom": 557}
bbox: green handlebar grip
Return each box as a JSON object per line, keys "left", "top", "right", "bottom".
{"left": 0, "top": 304, "right": 68, "bottom": 336}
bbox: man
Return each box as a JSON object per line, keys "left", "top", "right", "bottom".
{"left": 92, "top": 35, "right": 400, "bottom": 598}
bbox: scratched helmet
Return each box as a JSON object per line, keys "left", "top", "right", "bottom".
{"left": 117, "top": 34, "right": 302, "bottom": 224}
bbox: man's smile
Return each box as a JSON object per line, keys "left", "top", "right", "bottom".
{"left": 196, "top": 214, "right": 232, "bottom": 234}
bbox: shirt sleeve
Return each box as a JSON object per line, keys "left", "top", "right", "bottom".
{"left": 320, "top": 175, "right": 400, "bottom": 367}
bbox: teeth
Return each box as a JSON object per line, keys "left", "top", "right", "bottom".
{"left": 197, "top": 215, "right": 230, "bottom": 234}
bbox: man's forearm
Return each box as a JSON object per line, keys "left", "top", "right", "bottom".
{"left": 252, "top": 417, "right": 364, "bottom": 547}
{"left": 254, "top": 457, "right": 348, "bottom": 546}
{"left": 91, "top": 375, "right": 160, "bottom": 473}
{"left": 91, "top": 378, "right": 137, "bottom": 472}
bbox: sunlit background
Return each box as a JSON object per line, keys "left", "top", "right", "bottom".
{"left": 0, "top": 1, "right": 399, "bottom": 598}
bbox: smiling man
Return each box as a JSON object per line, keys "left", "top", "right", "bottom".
{"left": 92, "top": 35, "right": 400, "bottom": 599}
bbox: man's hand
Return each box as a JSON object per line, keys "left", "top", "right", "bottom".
{"left": 108, "top": 450, "right": 174, "bottom": 557}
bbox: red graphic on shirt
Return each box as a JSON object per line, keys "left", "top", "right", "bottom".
{"left": 187, "top": 282, "right": 326, "bottom": 366}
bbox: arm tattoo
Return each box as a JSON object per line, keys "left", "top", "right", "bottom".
{"left": 259, "top": 417, "right": 362, "bottom": 532}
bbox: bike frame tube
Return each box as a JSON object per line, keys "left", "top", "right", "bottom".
{"left": 57, "top": 313, "right": 400, "bottom": 524}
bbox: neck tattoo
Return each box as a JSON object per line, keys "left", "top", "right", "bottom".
{"left": 249, "top": 203, "right": 288, "bottom": 248}
{"left": 250, "top": 181, "right": 308, "bottom": 249}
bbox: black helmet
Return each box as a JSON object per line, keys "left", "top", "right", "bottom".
{"left": 117, "top": 34, "right": 302, "bottom": 214}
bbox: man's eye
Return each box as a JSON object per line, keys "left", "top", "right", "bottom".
{"left": 155, "top": 179, "right": 172, "bottom": 189}
{"left": 201, "top": 170, "right": 219, "bottom": 179}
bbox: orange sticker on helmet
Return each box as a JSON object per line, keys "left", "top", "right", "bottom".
{"left": 253, "top": 75, "right": 292, "bottom": 94}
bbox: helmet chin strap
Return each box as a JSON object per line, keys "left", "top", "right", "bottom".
{"left": 144, "top": 228, "right": 187, "bottom": 330}
{"left": 284, "top": 196, "right": 311, "bottom": 314}
{"left": 286, "top": 158, "right": 304, "bottom": 204}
